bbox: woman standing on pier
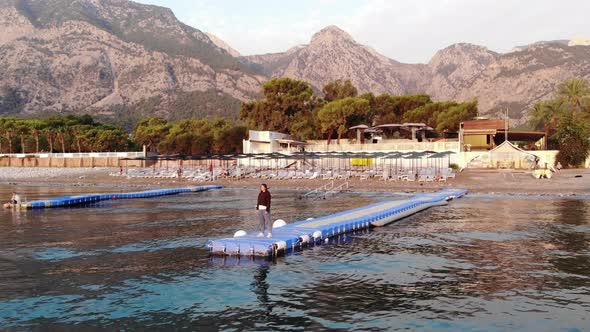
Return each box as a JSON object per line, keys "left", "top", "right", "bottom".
{"left": 256, "top": 184, "right": 272, "bottom": 238}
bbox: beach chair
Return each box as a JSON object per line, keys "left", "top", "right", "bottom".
{"left": 381, "top": 169, "right": 390, "bottom": 181}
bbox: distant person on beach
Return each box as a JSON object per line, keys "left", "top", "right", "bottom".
{"left": 9, "top": 192, "right": 21, "bottom": 205}
{"left": 256, "top": 184, "right": 272, "bottom": 238}
{"left": 119, "top": 166, "right": 123, "bottom": 176}
{"left": 177, "top": 167, "right": 183, "bottom": 179}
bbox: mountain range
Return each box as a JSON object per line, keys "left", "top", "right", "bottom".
{"left": 1, "top": 0, "right": 589, "bottom": 125}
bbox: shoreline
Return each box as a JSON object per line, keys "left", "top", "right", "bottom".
{"left": 1, "top": 167, "right": 589, "bottom": 197}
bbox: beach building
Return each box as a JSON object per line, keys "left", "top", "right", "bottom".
{"left": 244, "top": 129, "right": 459, "bottom": 154}
{"left": 459, "top": 118, "right": 546, "bottom": 151}
{"left": 455, "top": 118, "right": 557, "bottom": 169}
{"left": 242, "top": 130, "right": 307, "bottom": 155}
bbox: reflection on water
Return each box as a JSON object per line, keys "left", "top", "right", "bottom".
{"left": 0, "top": 186, "right": 589, "bottom": 331}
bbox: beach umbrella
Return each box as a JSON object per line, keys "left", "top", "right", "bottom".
{"left": 382, "top": 152, "right": 395, "bottom": 174}
{"left": 339, "top": 152, "right": 352, "bottom": 171}
{"left": 382, "top": 152, "right": 401, "bottom": 174}
{"left": 372, "top": 152, "right": 386, "bottom": 172}
{"left": 332, "top": 152, "right": 347, "bottom": 172}
{"left": 253, "top": 155, "right": 271, "bottom": 173}
{"left": 402, "top": 151, "right": 423, "bottom": 174}
{"left": 428, "top": 151, "right": 455, "bottom": 175}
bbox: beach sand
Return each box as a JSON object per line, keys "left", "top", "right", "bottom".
{"left": 1, "top": 167, "right": 589, "bottom": 196}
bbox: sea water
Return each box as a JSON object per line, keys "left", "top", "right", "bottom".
{"left": 0, "top": 186, "right": 588, "bottom": 331}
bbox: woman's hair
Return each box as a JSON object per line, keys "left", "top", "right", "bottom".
{"left": 261, "top": 183, "right": 268, "bottom": 191}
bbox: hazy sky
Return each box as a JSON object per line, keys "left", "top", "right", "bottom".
{"left": 137, "top": 0, "right": 589, "bottom": 63}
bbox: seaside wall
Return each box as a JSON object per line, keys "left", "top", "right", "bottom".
{"left": 457, "top": 150, "right": 560, "bottom": 169}
{"left": 530, "top": 151, "right": 559, "bottom": 167}
{"left": 0, "top": 157, "right": 237, "bottom": 168}
{"left": 0, "top": 157, "right": 145, "bottom": 168}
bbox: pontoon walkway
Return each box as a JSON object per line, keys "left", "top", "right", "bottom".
{"left": 207, "top": 188, "right": 467, "bottom": 257}
{"left": 12, "top": 185, "right": 223, "bottom": 209}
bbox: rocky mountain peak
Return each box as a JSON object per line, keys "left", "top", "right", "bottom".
{"left": 206, "top": 32, "right": 241, "bottom": 57}
{"left": 430, "top": 43, "right": 496, "bottom": 64}
{"left": 429, "top": 43, "right": 497, "bottom": 76}
{"left": 310, "top": 25, "right": 354, "bottom": 44}
{"left": 244, "top": 25, "right": 428, "bottom": 96}
{"left": 0, "top": 0, "right": 264, "bottom": 117}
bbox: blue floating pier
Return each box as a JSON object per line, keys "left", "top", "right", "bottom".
{"left": 206, "top": 188, "right": 467, "bottom": 257}
{"left": 19, "top": 185, "right": 223, "bottom": 209}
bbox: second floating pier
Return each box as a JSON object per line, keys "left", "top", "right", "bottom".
{"left": 8, "top": 185, "right": 223, "bottom": 209}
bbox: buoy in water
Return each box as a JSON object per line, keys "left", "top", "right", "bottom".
{"left": 273, "top": 219, "right": 287, "bottom": 228}
{"left": 233, "top": 230, "right": 247, "bottom": 238}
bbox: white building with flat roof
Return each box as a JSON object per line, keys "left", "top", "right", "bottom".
{"left": 242, "top": 130, "right": 306, "bottom": 154}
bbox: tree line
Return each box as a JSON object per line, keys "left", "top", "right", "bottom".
{"left": 240, "top": 78, "right": 479, "bottom": 144}
{"left": 0, "top": 114, "right": 247, "bottom": 155}
{"left": 1, "top": 78, "right": 480, "bottom": 155}
{"left": 528, "top": 78, "right": 590, "bottom": 167}
{"left": 132, "top": 117, "right": 246, "bottom": 155}
{"left": 0, "top": 115, "right": 130, "bottom": 154}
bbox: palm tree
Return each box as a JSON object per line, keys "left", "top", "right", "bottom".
{"left": 56, "top": 125, "right": 69, "bottom": 153}
{"left": 71, "top": 124, "right": 90, "bottom": 153}
{"left": 528, "top": 100, "right": 566, "bottom": 149}
{"left": 15, "top": 120, "right": 30, "bottom": 154}
{"left": 0, "top": 118, "right": 5, "bottom": 153}
{"left": 28, "top": 120, "right": 45, "bottom": 153}
{"left": 1, "top": 118, "right": 16, "bottom": 153}
{"left": 44, "top": 126, "right": 57, "bottom": 153}
{"left": 556, "top": 78, "right": 590, "bottom": 115}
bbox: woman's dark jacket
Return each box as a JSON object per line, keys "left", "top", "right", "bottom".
{"left": 257, "top": 191, "right": 271, "bottom": 212}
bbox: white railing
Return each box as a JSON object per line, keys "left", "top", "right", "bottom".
{"left": 301, "top": 181, "right": 349, "bottom": 200}
{"left": 302, "top": 181, "right": 335, "bottom": 200}
{"left": 325, "top": 182, "right": 349, "bottom": 198}
{"left": 304, "top": 140, "right": 460, "bottom": 153}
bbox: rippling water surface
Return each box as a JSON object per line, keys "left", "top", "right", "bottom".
{"left": 0, "top": 185, "right": 589, "bottom": 331}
